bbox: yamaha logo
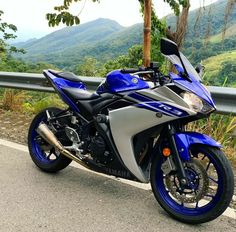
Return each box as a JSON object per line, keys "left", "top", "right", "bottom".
{"left": 132, "top": 78, "right": 138, "bottom": 84}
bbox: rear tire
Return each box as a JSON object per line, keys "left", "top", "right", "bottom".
{"left": 151, "top": 145, "right": 234, "bottom": 224}
{"left": 28, "top": 107, "right": 72, "bottom": 173}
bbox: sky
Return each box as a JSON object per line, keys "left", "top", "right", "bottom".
{"left": 0, "top": 0, "right": 218, "bottom": 42}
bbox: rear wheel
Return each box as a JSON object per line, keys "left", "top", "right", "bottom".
{"left": 28, "top": 107, "right": 72, "bottom": 172}
{"left": 151, "top": 145, "right": 234, "bottom": 224}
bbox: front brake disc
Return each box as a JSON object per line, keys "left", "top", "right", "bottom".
{"left": 165, "top": 158, "right": 209, "bottom": 203}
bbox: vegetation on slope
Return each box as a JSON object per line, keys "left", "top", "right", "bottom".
{"left": 203, "top": 50, "right": 236, "bottom": 86}
{"left": 209, "top": 24, "right": 236, "bottom": 43}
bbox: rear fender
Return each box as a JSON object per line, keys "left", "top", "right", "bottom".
{"left": 174, "top": 132, "right": 222, "bottom": 161}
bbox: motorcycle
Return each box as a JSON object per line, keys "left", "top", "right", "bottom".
{"left": 28, "top": 38, "right": 234, "bottom": 224}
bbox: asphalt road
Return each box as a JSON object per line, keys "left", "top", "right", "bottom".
{"left": 0, "top": 142, "right": 235, "bottom": 232}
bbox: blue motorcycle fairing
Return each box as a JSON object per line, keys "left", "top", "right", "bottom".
{"left": 97, "top": 70, "right": 149, "bottom": 94}
{"left": 174, "top": 132, "right": 222, "bottom": 161}
{"left": 170, "top": 71, "right": 216, "bottom": 109}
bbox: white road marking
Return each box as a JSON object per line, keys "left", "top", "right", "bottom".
{"left": 0, "top": 138, "right": 29, "bottom": 152}
{"left": 1, "top": 138, "right": 235, "bottom": 219}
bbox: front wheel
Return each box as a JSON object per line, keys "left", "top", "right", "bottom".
{"left": 151, "top": 145, "right": 234, "bottom": 224}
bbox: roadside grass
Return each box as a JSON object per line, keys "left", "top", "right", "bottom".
{"left": 1, "top": 89, "right": 29, "bottom": 112}
{"left": 0, "top": 89, "right": 66, "bottom": 114}
{"left": 188, "top": 114, "right": 236, "bottom": 166}
{"left": 23, "top": 95, "right": 65, "bottom": 114}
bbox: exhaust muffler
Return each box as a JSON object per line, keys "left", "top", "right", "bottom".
{"left": 36, "top": 123, "right": 86, "bottom": 165}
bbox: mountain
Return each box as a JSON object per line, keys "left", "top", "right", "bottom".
{"left": 19, "top": 18, "right": 124, "bottom": 55}
{"left": 36, "top": 23, "right": 142, "bottom": 69}
{"left": 16, "top": 0, "right": 236, "bottom": 70}
{"left": 12, "top": 38, "right": 38, "bottom": 47}
{"left": 16, "top": 18, "right": 142, "bottom": 69}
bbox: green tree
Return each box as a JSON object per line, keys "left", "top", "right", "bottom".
{"left": 218, "top": 61, "right": 236, "bottom": 86}
{"left": 100, "top": 45, "right": 143, "bottom": 76}
{"left": 127, "top": 44, "right": 143, "bottom": 67}
{"left": 75, "top": 57, "right": 100, "bottom": 76}
{"left": 0, "top": 10, "right": 27, "bottom": 73}
{"left": 0, "top": 10, "right": 58, "bottom": 73}
{"left": 139, "top": 0, "right": 190, "bottom": 48}
{"left": 0, "top": 10, "right": 25, "bottom": 57}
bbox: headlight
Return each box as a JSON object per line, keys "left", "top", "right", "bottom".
{"left": 181, "top": 92, "right": 214, "bottom": 114}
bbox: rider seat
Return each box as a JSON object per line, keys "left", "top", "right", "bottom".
{"left": 61, "top": 87, "right": 100, "bottom": 101}
{"left": 48, "top": 69, "right": 82, "bottom": 82}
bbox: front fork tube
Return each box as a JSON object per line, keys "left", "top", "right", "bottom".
{"left": 167, "top": 124, "right": 189, "bottom": 187}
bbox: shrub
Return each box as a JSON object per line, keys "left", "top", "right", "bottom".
{"left": 22, "top": 95, "right": 65, "bottom": 114}
{"left": 1, "top": 89, "right": 29, "bottom": 112}
{"left": 188, "top": 114, "right": 236, "bottom": 164}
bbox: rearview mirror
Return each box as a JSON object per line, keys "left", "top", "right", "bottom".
{"left": 160, "top": 38, "right": 191, "bottom": 82}
{"left": 195, "top": 64, "right": 205, "bottom": 79}
{"left": 160, "top": 38, "right": 179, "bottom": 56}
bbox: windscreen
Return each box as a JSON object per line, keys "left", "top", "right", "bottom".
{"left": 164, "top": 52, "right": 201, "bottom": 82}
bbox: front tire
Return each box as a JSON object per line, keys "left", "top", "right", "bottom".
{"left": 28, "top": 107, "right": 72, "bottom": 173}
{"left": 151, "top": 145, "right": 234, "bottom": 224}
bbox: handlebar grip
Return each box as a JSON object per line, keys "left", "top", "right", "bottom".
{"left": 121, "top": 67, "right": 146, "bottom": 74}
{"left": 120, "top": 68, "right": 139, "bottom": 74}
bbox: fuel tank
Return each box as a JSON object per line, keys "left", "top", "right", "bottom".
{"left": 97, "top": 70, "right": 149, "bottom": 94}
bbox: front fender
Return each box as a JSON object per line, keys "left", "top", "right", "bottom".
{"left": 174, "top": 132, "right": 222, "bottom": 161}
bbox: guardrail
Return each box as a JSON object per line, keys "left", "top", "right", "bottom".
{"left": 0, "top": 71, "right": 102, "bottom": 92}
{"left": 0, "top": 71, "right": 235, "bottom": 115}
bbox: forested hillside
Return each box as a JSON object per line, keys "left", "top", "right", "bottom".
{"left": 181, "top": 0, "right": 236, "bottom": 65}
{"left": 203, "top": 50, "right": 236, "bottom": 86}
{"left": 15, "top": 18, "right": 142, "bottom": 69}
{"left": 18, "top": 18, "right": 124, "bottom": 55}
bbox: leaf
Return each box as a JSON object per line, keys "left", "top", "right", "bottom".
{"left": 52, "top": 20, "right": 56, "bottom": 27}
{"left": 70, "top": 17, "right": 74, "bottom": 26}
{"left": 46, "top": 0, "right": 101, "bottom": 27}
{"left": 46, "top": 13, "right": 51, "bottom": 20}
{"left": 75, "top": 16, "right": 80, "bottom": 25}
{"left": 8, "top": 24, "right": 17, "bottom": 32}
{"left": 56, "top": 14, "right": 62, "bottom": 25}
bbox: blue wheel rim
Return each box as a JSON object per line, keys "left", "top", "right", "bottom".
{"left": 155, "top": 147, "right": 224, "bottom": 216}
{"left": 30, "top": 114, "right": 57, "bottom": 165}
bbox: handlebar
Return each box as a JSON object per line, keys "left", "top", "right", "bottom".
{"left": 121, "top": 62, "right": 160, "bottom": 74}
{"left": 120, "top": 62, "right": 171, "bottom": 86}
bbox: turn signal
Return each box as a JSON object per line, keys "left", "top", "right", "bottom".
{"left": 163, "top": 148, "right": 171, "bottom": 157}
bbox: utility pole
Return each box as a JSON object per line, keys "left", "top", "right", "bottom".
{"left": 143, "top": 0, "right": 152, "bottom": 67}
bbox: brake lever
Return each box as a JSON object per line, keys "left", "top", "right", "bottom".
{"left": 159, "top": 74, "right": 172, "bottom": 86}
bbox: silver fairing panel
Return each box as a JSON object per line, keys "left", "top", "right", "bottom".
{"left": 109, "top": 106, "right": 173, "bottom": 182}
{"left": 109, "top": 87, "right": 195, "bottom": 183}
